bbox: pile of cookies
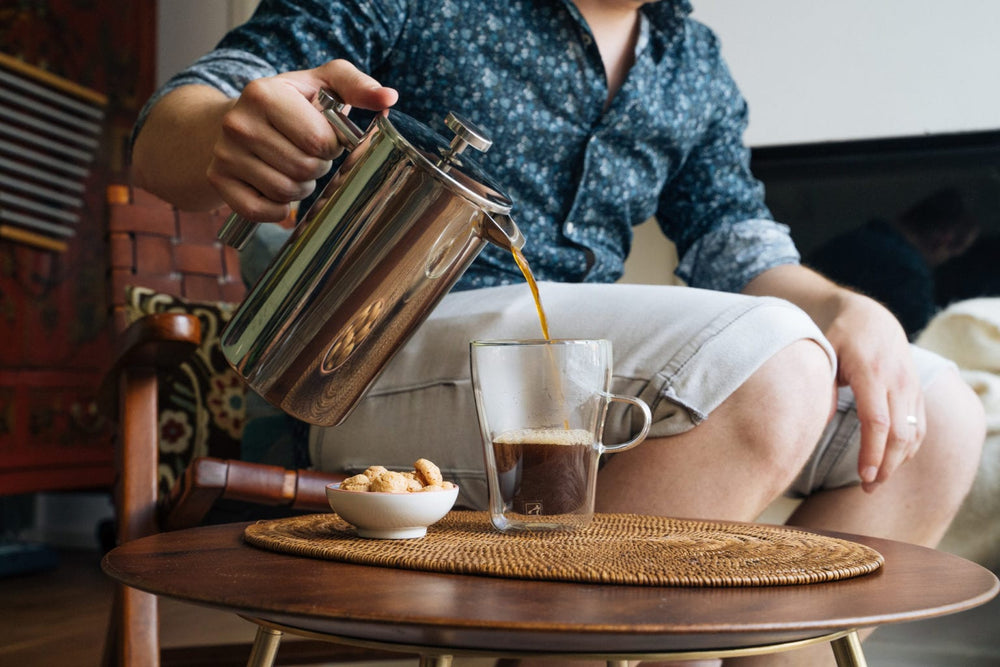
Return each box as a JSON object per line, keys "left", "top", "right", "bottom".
{"left": 340, "top": 458, "right": 456, "bottom": 493}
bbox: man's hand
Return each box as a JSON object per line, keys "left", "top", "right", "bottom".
{"left": 207, "top": 59, "right": 398, "bottom": 222}
{"left": 821, "top": 289, "right": 925, "bottom": 492}
{"left": 744, "top": 264, "right": 925, "bottom": 492}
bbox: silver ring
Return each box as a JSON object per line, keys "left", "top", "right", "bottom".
{"left": 905, "top": 415, "right": 918, "bottom": 426}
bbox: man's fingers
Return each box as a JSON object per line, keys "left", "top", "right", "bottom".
{"left": 852, "top": 383, "right": 890, "bottom": 491}
{"left": 273, "top": 60, "right": 398, "bottom": 160}
{"left": 855, "top": 388, "right": 927, "bottom": 493}
{"left": 210, "top": 60, "right": 398, "bottom": 220}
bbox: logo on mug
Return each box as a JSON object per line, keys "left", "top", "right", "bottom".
{"left": 525, "top": 502, "right": 543, "bottom": 515}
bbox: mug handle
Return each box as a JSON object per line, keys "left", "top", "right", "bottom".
{"left": 600, "top": 393, "right": 652, "bottom": 454}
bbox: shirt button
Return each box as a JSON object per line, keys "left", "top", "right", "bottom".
{"left": 565, "top": 221, "right": 576, "bottom": 234}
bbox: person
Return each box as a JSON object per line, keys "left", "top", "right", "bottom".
{"left": 935, "top": 233, "right": 1000, "bottom": 308}
{"left": 131, "top": 2, "right": 985, "bottom": 665}
{"left": 806, "top": 187, "right": 980, "bottom": 338}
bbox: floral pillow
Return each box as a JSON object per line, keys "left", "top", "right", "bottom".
{"left": 124, "top": 286, "right": 246, "bottom": 499}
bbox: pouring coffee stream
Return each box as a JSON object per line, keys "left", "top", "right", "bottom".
{"left": 512, "top": 245, "right": 551, "bottom": 341}
{"left": 510, "top": 245, "right": 573, "bottom": 431}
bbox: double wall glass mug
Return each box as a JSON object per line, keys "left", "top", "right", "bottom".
{"left": 471, "top": 339, "right": 652, "bottom": 532}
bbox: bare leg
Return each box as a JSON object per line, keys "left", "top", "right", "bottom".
{"left": 597, "top": 339, "right": 836, "bottom": 520}
{"left": 724, "top": 366, "right": 985, "bottom": 667}
{"left": 523, "top": 348, "right": 983, "bottom": 667}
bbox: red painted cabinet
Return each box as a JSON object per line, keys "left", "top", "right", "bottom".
{"left": 0, "top": 0, "right": 156, "bottom": 495}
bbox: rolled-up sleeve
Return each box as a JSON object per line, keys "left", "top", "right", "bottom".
{"left": 675, "top": 219, "right": 801, "bottom": 292}
{"left": 132, "top": 0, "right": 407, "bottom": 145}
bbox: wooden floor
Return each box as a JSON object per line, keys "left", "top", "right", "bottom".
{"left": 1, "top": 547, "right": 250, "bottom": 665}
{"left": 1, "top": 546, "right": 997, "bottom": 666}
{"left": 2, "top": 548, "right": 118, "bottom": 665}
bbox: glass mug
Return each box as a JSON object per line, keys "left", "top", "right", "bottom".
{"left": 471, "top": 339, "right": 652, "bottom": 532}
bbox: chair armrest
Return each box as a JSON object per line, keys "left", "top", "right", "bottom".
{"left": 294, "top": 469, "right": 348, "bottom": 509}
{"left": 102, "top": 313, "right": 347, "bottom": 531}
{"left": 98, "top": 312, "right": 202, "bottom": 420}
{"left": 163, "top": 457, "right": 347, "bottom": 530}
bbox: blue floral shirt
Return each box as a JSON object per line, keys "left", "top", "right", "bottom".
{"left": 138, "top": 0, "right": 800, "bottom": 293}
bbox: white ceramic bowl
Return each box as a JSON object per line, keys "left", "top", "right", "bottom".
{"left": 325, "top": 483, "right": 459, "bottom": 539}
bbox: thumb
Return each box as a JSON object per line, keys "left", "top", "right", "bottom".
{"left": 312, "top": 59, "right": 399, "bottom": 111}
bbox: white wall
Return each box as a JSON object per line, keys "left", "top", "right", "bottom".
{"left": 691, "top": 0, "right": 1000, "bottom": 146}
{"left": 156, "top": 0, "right": 259, "bottom": 86}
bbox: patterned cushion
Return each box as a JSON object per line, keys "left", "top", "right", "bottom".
{"left": 124, "top": 286, "right": 246, "bottom": 498}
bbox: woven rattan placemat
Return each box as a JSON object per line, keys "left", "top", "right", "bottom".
{"left": 244, "top": 511, "right": 883, "bottom": 587}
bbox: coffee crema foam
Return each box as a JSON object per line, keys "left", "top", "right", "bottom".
{"left": 493, "top": 428, "right": 593, "bottom": 446}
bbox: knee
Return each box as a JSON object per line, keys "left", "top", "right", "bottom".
{"left": 737, "top": 339, "right": 836, "bottom": 489}
{"left": 919, "top": 367, "right": 986, "bottom": 506}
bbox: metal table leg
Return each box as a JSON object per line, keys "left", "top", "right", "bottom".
{"left": 247, "top": 625, "right": 283, "bottom": 667}
{"left": 830, "top": 630, "right": 868, "bottom": 667}
{"left": 419, "top": 654, "right": 453, "bottom": 667}
{"left": 244, "top": 616, "right": 869, "bottom": 667}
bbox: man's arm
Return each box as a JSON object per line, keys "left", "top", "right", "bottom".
{"left": 743, "top": 263, "right": 926, "bottom": 493}
{"left": 132, "top": 85, "right": 235, "bottom": 211}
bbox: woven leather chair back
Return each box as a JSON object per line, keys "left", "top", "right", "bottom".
{"left": 100, "top": 185, "right": 378, "bottom": 666}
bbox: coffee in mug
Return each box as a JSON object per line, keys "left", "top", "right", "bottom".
{"left": 491, "top": 427, "right": 595, "bottom": 518}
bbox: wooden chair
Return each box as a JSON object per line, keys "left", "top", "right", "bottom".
{"left": 99, "top": 185, "right": 406, "bottom": 666}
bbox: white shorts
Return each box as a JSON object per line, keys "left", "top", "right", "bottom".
{"left": 307, "top": 282, "right": 953, "bottom": 509}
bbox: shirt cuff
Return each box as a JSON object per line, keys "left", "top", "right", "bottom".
{"left": 675, "top": 219, "right": 801, "bottom": 292}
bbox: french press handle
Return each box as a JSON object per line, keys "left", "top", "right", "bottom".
{"left": 217, "top": 89, "right": 365, "bottom": 250}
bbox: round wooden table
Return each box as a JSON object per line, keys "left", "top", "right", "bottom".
{"left": 102, "top": 521, "right": 998, "bottom": 667}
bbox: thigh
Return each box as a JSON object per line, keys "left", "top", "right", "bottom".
{"left": 310, "top": 282, "right": 834, "bottom": 510}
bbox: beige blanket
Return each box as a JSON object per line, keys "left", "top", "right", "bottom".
{"left": 917, "top": 298, "right": 1000, "bottom": 569}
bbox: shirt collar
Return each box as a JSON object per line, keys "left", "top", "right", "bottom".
{"left": 641, "top": 0, "right": 693, "bottom": 33}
